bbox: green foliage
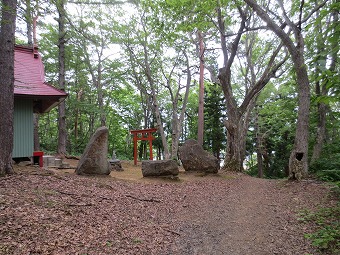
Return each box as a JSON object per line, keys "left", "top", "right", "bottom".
{"left": 203, "top": 82, "right": 226, "bottom": 161}
{"left": 310, "top": 142, "right": 340, "bottom": 182}
{"left": 247, "top": 82, "right": 297, "bottom": 178}
{"left": 17, "top": 0, "right": 338, "bottom": 168}
{"left": 299, "top": 202, "right": 340, "bottom": 253}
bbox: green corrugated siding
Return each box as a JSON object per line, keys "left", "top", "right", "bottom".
{"left": 13, "top": 99, "right": 34, "bottom": 158}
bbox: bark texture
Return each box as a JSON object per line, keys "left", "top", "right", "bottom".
{"left": 311, "top": 9, "right": 339, "bottom": 162}
{"left": 169, "top": 51, "right": 191, "bottom": 160}
{"left": 57, "top": 0, "right": 67, "bottom": 156}
{"left": 218, "top": 6, "right": 286, "bottom": 171}
{"left": 244, "top": 0, "right": 311, "bottom": 179}
{"left": 0, "top": 0, "right": 17, "bottom": 175}
{"left": 197, "top": 30, "right": 205, "bottom": 146}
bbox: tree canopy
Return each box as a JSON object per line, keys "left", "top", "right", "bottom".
{"left": 5, "top": 0, "right": 339, "bottom": 179}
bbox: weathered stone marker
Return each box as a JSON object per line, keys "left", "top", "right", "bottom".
{"left": 76, "top": 126, "right": 111, "bottom": 175}
{"left": 179, "top": 139, "right": 219, "bottom": 174}
{"left": 109, "top": 150, "right": 123, "bottom": 171}
{"left": 141, "top": 160, "right": 179, "bottom": 177}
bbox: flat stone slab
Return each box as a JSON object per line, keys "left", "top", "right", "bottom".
{"left": 142, "top": 160, "right": 179, "bottom": 177}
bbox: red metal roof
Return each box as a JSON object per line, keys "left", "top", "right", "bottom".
{"left": 14, "top": 45, "right": 67, "bottom": 113}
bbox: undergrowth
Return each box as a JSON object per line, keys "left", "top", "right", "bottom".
{"left": 298, "top": 182, "right": 340, "bottom": 254}
{"left": 309, "top": 143, "right": 340, "bottom": 183}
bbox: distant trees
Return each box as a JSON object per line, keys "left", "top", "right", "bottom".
{"left": 204, "top": 83, "right": 226, "bottom": 162}
{"left": 0, "top": 0, "right": 17, "bottom": 175}
{"left": 6, "top": 0, "right": 338, "bottom": 178}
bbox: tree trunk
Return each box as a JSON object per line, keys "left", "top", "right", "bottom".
{"left": 33, "top": 114, "right": 40, "bottom": 151}
{"left": 311, "top": 10, "right": 338, "bottom": 162}
{"left": 57, "top": 0, "right": 67, "bottom": 156}
{"left": 255, "top": 107, "right": 263, "bottom": 178}
{"left": 169, "top": 51, "right": 191, "bottom": 160}
{"left": 0, "top": 0, "right": 17, "bottom": 175}
{"left": 287, "top": 45, "right": 310, "bottom": 180}
{"left": 24, "top": 4, "right": 41, "bottom": 152}
{"left": 141, "top": 41, "right": 170, "bottom": 159}
{"left": 151, "top": 92, "right": 170, "bottom": 159}
{"left": 223, "top": 114, "right": 242, "bottom": 171}
{"left": 197, "top": 30, "right": 205, "bottom": 146}
{"left": 244, "top": 0, "right": 311, "bottom": 180}
{"left": 25, "top": 0, "right": 33, "bottom": 45}
{"left": 218, "top": 6, "right": 246, "bottom": 171}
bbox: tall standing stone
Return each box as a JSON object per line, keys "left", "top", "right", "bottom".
{"left": 76, "top": 126, "right": 110, "bottom": 175}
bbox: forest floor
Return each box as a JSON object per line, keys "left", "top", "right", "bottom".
{"left": 0, "top": 159, "right": 337, "bottom": 255}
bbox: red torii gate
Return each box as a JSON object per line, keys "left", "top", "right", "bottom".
{"left": 130, "top": 128, "right": 158, "bottom": 165}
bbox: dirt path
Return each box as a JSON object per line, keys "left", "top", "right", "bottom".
{"left": 0, "top": 162, "right": 334, "bottom": 254}
{"left": 166, "top": 175, "right": 330, "bottom": 255}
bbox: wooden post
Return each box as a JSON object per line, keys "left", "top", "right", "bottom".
{"left": 149, "top": 133, "right": 153, "bottom": 160}
{"left": 133, "top": 133, "right": 138, "bottom": 166}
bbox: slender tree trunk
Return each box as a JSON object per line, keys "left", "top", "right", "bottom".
{"left": 142, "top": 42, "right": 170, "bottom": 159}
{"left": 151, "top": 91, "right": 170, "bottom": 159}
{"left": 311, "top": 10, "right": 338, "bottom": 162}
{"left": 57, "top": 0, "right": 67, "bottom": 156}
{"left": 197, "top": 30, "right": 205, "bottom": 146}
{"left": 97, "top": 61, "right": 106, "bottom": 127}
{"left": 25, "top": 10, "right": 41, "bottom": 152}
{"left": 0, "top": 0, "right": 17, "bottom": 175}
{"left": 311, "top": 37, "right": 327, "bottom": 162}
{"left": 255, "top": 107, "right": 263, "bottom": 178}
{"left": 33, "top": 114, "right": 40, "bottom": 151}
{"left": 170, "top": 51, "right": 191, "bottom": 159}
{"left": 32, "top": 17, "right": 41, "bottom": 151}
{"left": 25, "top": 0, "right": 33, "bottom": 45}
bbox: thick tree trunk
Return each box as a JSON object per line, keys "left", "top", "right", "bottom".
{"left": 223, "top": 114, "right": 242, "bottom": 171}
{"left": 0, "top": 0, "right": 17, "bottom": 175}
{"left": 244, "top": 0, "right": 311, "bottom": 180}
{"left": 288, "top": 47, "right": 310, "bottom": 180}
{"left": 218, "top": 6, "right": 246, "bottom": 171}
{"left": 57, "top": 0, "right": 67, "bottom": 156}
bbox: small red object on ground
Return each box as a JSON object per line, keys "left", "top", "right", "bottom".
{"left": 33, "top": 151, "right": 44, "bottom": 167}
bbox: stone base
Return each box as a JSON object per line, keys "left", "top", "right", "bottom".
{"left": 109, "top": 160, "right": 123, "bottom": 171}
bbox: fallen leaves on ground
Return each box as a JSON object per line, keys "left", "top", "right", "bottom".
{"left": 0, "top": 165, "right": 336, "bottom": 255}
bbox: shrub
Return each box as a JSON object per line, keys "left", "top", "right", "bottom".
{"left": 299, "top": 201, "right": 340, "bottom": 254}
{"left": 310, "top": 142, "right": 340, "bottom": 182}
